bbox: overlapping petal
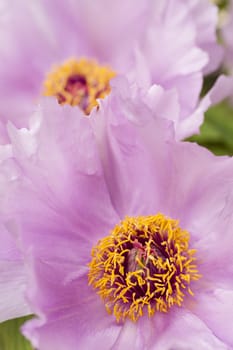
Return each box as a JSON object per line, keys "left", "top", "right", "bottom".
{"left": 1, "top": 91, "right": 232, "bottom": 349}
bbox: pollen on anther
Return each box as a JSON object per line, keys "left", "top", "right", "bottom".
{"left": 43, "top": 58, "right": 116, "bottom": 114}
{"left": 88, "top": 214, "right": 201, "bottom": 322}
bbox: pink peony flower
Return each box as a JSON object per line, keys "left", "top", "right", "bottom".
{"left": 0, "top": 0, "right": 222, "bottom": 138}
{"left": 0, "top": 72, "right": 187, "bottom": 323}
{"left": 2, "top": 91, "right": 233, "bottom": 349}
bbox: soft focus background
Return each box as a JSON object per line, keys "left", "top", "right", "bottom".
{"left": 0, "top": 0, "right": 233, "bottom": 348}
{"left": 188, "top": 96, "right": 233, "bottom": 156}
{"left": 0, "top": 317, "right": 32, "bottom": 349}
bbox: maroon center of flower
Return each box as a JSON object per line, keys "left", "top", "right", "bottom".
{"left": 65, "top": 74, "right": 88, "bottom": 98}
{"left": 57, "top": 74, "right": 89, "bottom": 111}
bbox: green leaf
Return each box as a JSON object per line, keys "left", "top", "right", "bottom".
{"left": 187, "top": 101, "right": 233, "bottom": 156}
{"left": 0, "top": 317, "right": 33, "bottom": 350}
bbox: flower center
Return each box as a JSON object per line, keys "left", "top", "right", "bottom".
{"left": 43, "top": 58, "right": 116, "bottom": 114}
{"left": 88, "top": 214, "right": 200, "bottom": 322}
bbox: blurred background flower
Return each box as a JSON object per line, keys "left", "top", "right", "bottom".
{"left": 0, "top": 0, "right": 226, "bottom": 140}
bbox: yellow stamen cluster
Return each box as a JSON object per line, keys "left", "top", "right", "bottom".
{"left": 88, "top": 214, "right": 200, "bottom": 322}
{"left": 43, "top": 58, "right": 116, "bottom": 114}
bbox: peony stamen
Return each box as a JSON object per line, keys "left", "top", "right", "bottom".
{"left": 43, "top": 58, "right": 116, "bottom": 114}
{"left": 88, "top": 214, "right": 201, "bottom": 322}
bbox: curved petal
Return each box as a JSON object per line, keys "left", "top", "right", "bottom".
{"left": 177, "top": 75, "right": 233, "bottom": 139}
{"left": 190, "top": 288, "right": 233, "bottom": 348}
{"left": 111, "top": 321, "right": 139, "bottom": 350}
{"left": 154, "top": 310, "right": 228, "bottom": 350}
{"left": 23, "top": 271, "right": 121, "bottom": 350}
{"left": 155, "top": 140, "right": 233, "bottom": 287}
{"left": 143, "top": 0, "right": 208, "bottom": 114}
{"left": 6, "top": 99, "right": 119, "bottom": 245}
{"left": 92, "top": 80, "right": 174, "bottom": 218}
{"left": 0, "top": 0, "right": 57, "bottom": 125}
{"left": 44, "top": 0, "right": 149, "bottom": 71}
{"left": 163, "top": 141, "right": 233, "bottom": 236}
{"left": 185, "top": 0, "right": 223, "bottom": 73}
{"left": 111, "top": 314, "right": 169, "bottom": 350}
{"left": 0, "top": 224, "right": 31, "bottom": 321}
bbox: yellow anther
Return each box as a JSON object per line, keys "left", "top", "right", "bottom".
{"left": 88, "top": 214, "right": 200, "bottom": 322}
{"left": 43, "top": 58, "right": 116, "bottom": 114}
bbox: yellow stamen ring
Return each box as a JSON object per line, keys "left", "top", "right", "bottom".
{"left": 43, "top": 58, "right": 116, "bottom": 114}
{"left": 88, "top": 214, "right": 200, "bottom": 322}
